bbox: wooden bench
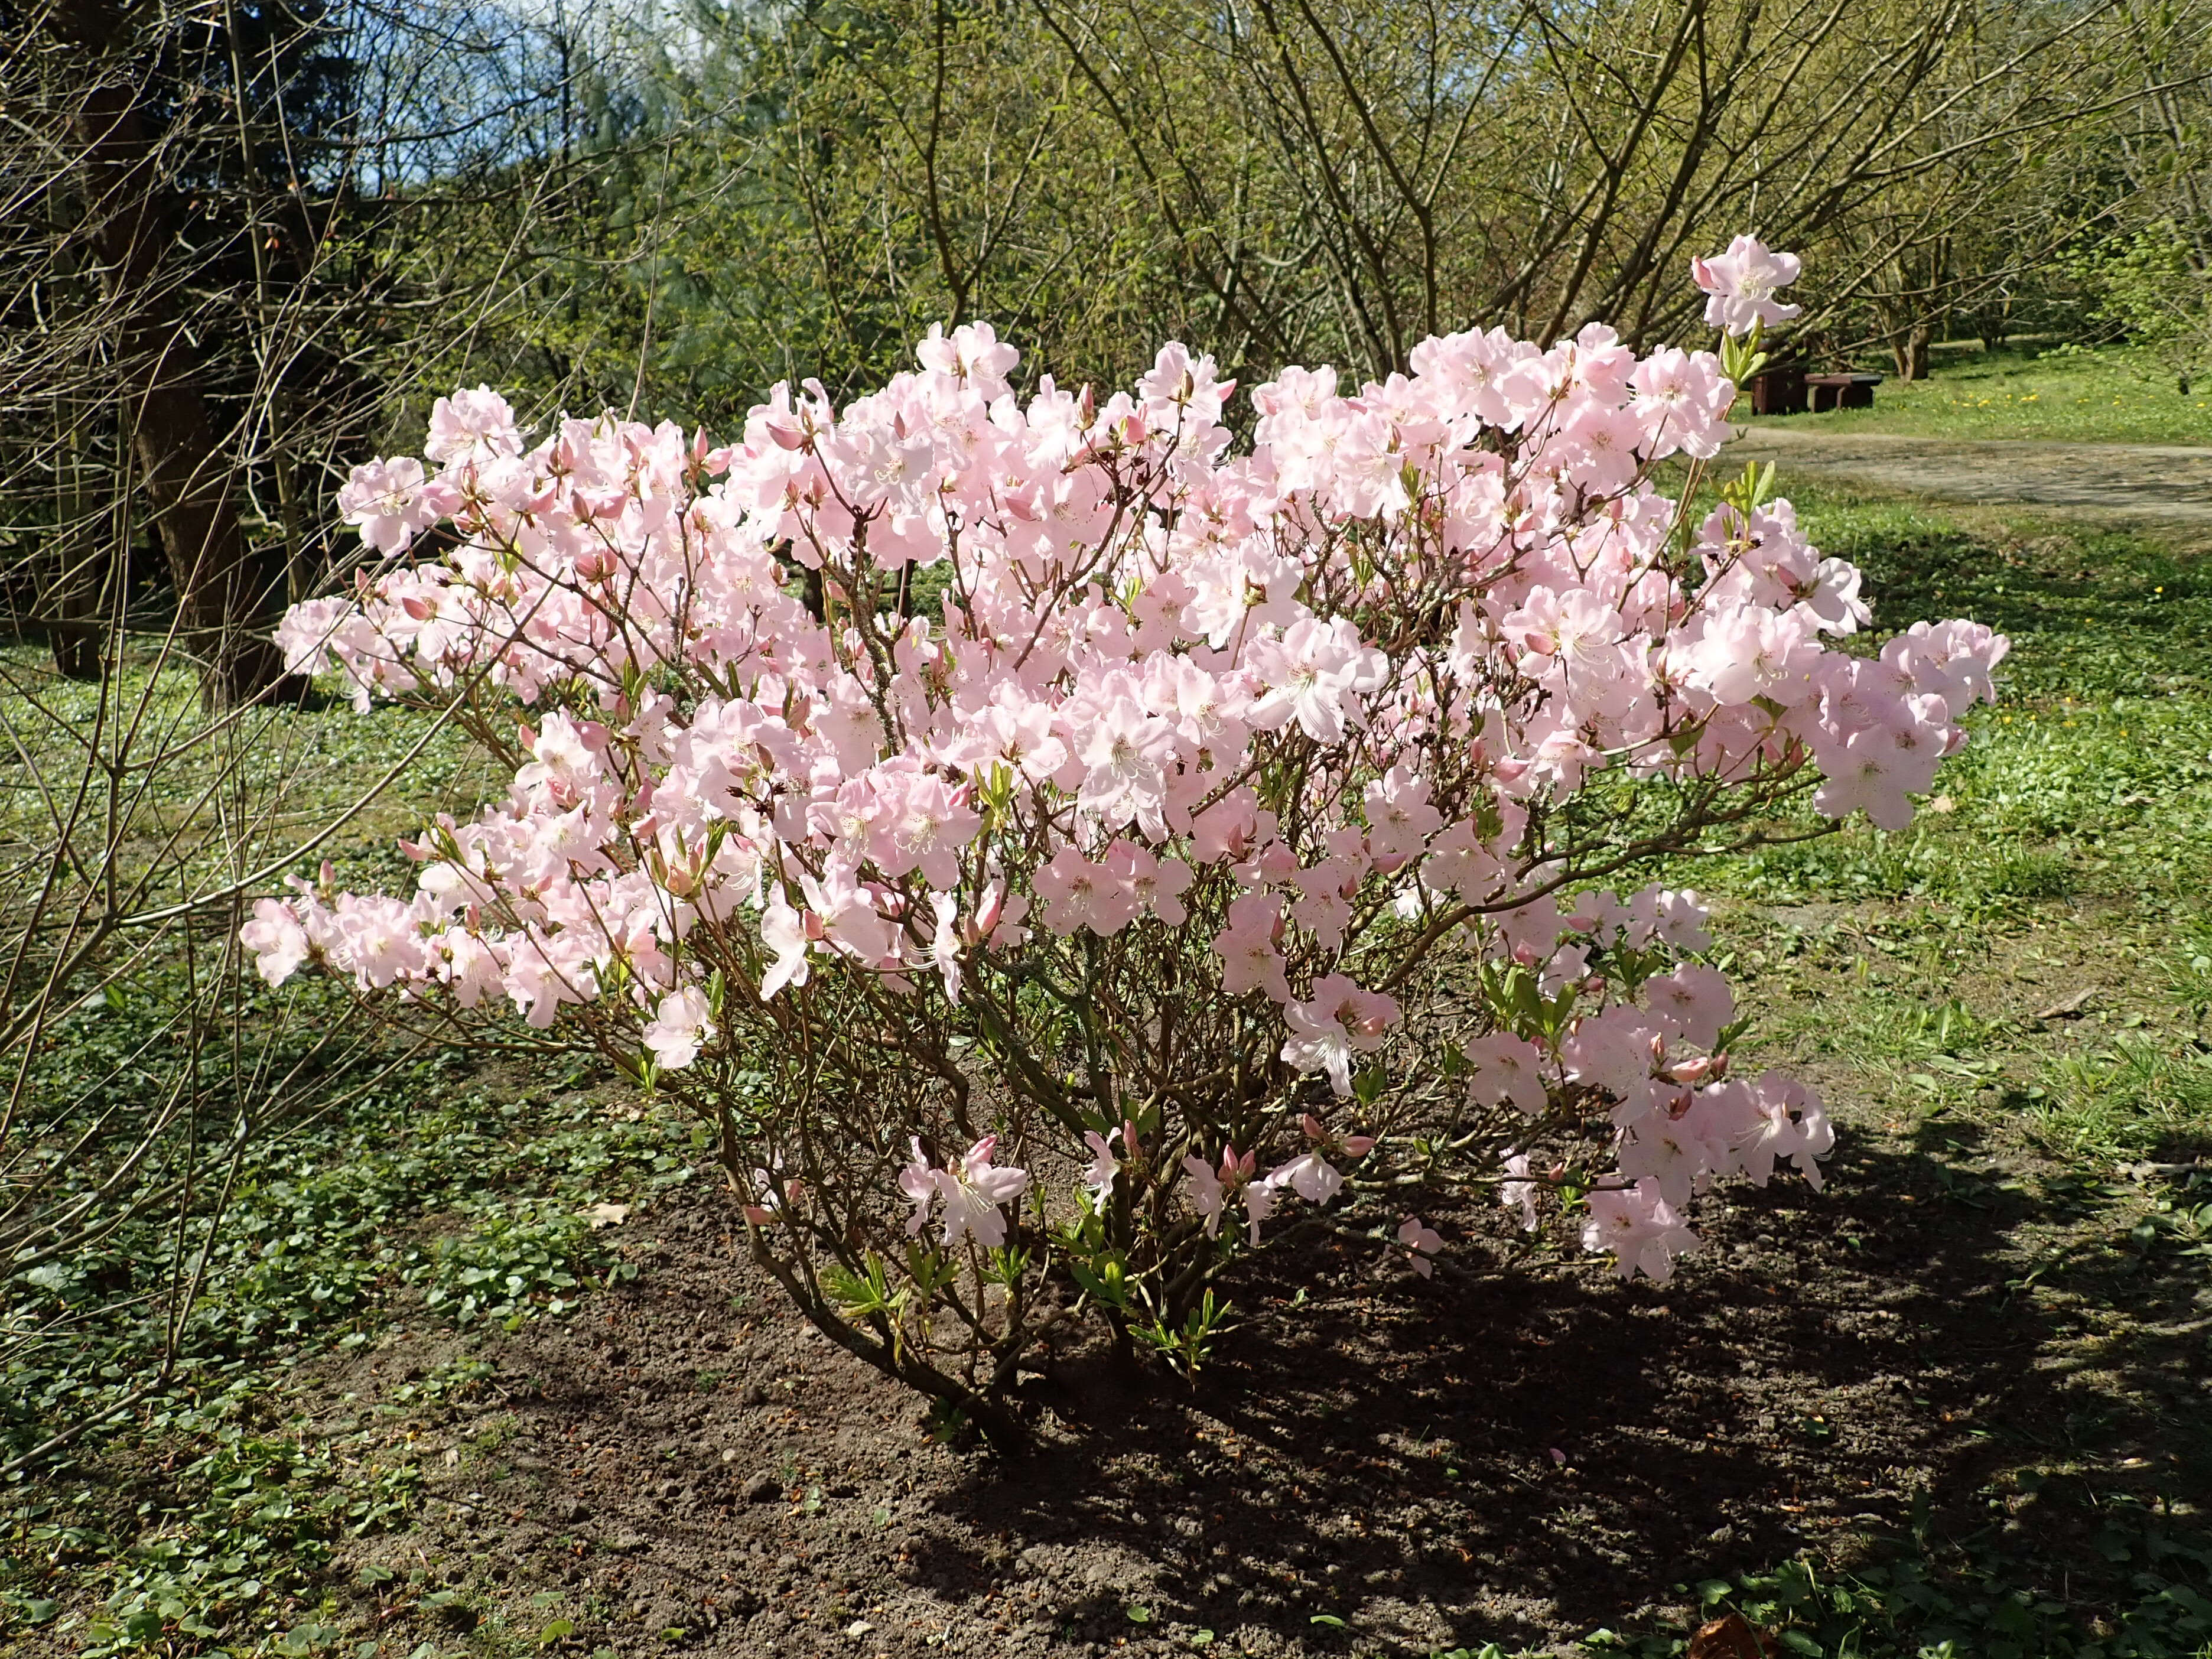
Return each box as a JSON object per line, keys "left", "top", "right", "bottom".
{"left": 1749, "top": 363, "right": 1806, "bottom": 415}
{"left": 1806, "top": 371, "right": 1882, "bottom": 412}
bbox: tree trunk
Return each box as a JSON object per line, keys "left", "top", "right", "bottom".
{"left": 46, "top": 0, "right": 294, "bottom": 704}
{"left": 1890, "top": 323, "right": 1931, "bottom": 381}
{"left": 47, "top": 395, "right": 106, "bottom": 682}
{"left": 1906, "top": 324, "right": 1931, "bottom": 380}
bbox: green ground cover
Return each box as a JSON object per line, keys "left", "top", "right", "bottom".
{"left": 0, "top": 672, "right": 692, "bottom": 1654}
{"left": 0, "top": 1018, "right": 702, "bottom": 1654}
{"left": 3, "top": 476, "right": 2210, "bottom": 1658}
{"left": 1739, "top": 343, "right": 2212, "bottom": 445}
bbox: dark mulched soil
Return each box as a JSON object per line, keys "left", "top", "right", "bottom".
{"left": 307, "top": 1087, "right": 2207, "bottom": 1659}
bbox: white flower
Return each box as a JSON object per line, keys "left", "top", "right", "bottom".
{"left": 642, "top": 986, "right": 713, "bottom": 1071}
{"left": 1267, "top": 1151, "right": 1344, "bottom": 1206}
{"left": 1182, "top": 1154, "right": 1226, "bottom": 1237}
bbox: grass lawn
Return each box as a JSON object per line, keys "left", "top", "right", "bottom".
{"left": 1738, "top": 342, "right": 2212, "bottom": 445}
{"left": 4, "top": 477, "right": 2211, "bottom": 1658}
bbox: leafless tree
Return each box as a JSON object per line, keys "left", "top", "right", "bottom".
{"left": 0, "top": 0, "right": 613, "bottom": 1458}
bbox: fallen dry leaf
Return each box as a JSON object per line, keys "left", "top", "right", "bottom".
{"left": 583, "top": 1202, "right": 632, "bottom": 1229}
{"left": 2034, "top": 987, "right": 2097, "bottom": 1020}
{"left": 1688, "top": 1612, "right": 1778, "bottom": 1659}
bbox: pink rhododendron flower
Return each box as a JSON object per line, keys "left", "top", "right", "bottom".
{"left": 1181, "top": 1152, "right": 1227, "bottom": 1237}
{"left": 1109, "top": 838, "right": 1193, "bottom": 925}
{"left": 1033, "top": 847, "right": 1128, "bottom": 936}
{"left": 1179, "top": 1146, "right": 1278, "bottom": 1243}
{"left": 1723, "top": 1071, "right": 1834, "bottom": 1188}
{"left": 642, "top": 985, "right": 714, "bottom": 1071}
{"left": 1212, "top": 892, "right": 1291, "bottom": 1003}
{"left": 240, "top": 899, "right": 310, "bottom": 987}
{"left": 1247, "top": 617, "right": 1385, "bottom": 742}
{"left": 1618, "top": 1107, "right": 1728, "bottom": 1210}
{"left": 1081, "top": 1128, "right": 1121, "bottom": 1202}
{"left": 1364, "top": 767, "right": 1442, "bottom": 861}
{"left": 899, "top": 1139, "right": 939, "bottom": 1237}
{"left": 1463, "top": 1031, "right": 1550, "bottom": 1117}
{"left": 921, "top": 890, "right": 965, "bottom": 1003}
{"left": 1239, "top": 1175, "right": 1277, "bottom": 1244}
{"left": 941, "top": 1135, "right": 1030, "bottom": 1247}
{"left": 1583, "top": 1177, "right": 1700, "bottom": 1281}
{"left": 1281, "top": 975, "right": 1400, "bottom": 1097}
{"left": 758, "top": 889, "right": 811, "bottom": 1000}
{"left": 1268, "top": 1150, "right": 1344, "bottom": 1206}
{"left": 424, "top": 385, "right": 522, "bottom": 464}
{"left": 337, "top": 457, "right": 447, "bottom": 554}
{"left": 901, "top": 1136, "right": 1030, "bottom": 1249}
{"left": 1691, "top": 235, "right": 1803, "bottom": 336}
{"left": 1644, "top": 964, "right": 1734, "bottom": 1050}
{"left": 1630, "top": 347, "right": 1732, "bottom": 460}
{"left": 1397, "top": 1216, "right": 1444, "bottom": 1277}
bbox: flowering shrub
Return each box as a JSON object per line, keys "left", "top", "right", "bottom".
{"left": 252, "top": 243, "right": 2003, "bottom": 1445}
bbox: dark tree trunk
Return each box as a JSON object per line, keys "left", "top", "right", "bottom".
{"left": 47, "top": 399, "right": 106, "bottom": 682}
{"left": 46, "top": 0, "right": 294, "bottom": 703}
{"left": 45, "top": 557, "right": 106, "bottom": 683}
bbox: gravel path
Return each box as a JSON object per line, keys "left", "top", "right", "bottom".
{"left": 1727, "top": 426, "right": 2212, "bottom": 527}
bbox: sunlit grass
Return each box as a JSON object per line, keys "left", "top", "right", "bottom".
{"left": 0, "top": 645, "right": 504, "bottom": 913}
{"left": 1739, "top": 342, "right": 2212, "bottom": 444}
{"left": 2027, "top": 1037, "right": 2212, "bottom": 1161}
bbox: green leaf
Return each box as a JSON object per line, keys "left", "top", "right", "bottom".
{"left": 1069, "top": 1258, "right": 1131, "bottom": 1309}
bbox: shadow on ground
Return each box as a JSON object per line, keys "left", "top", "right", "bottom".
{"left": 304, "top": 1119, "right": 2210, "bottom": 1658}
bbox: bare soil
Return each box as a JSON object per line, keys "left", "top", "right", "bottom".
{"left": 304, "top": 1064, "right": 2207, "bottom": 1658}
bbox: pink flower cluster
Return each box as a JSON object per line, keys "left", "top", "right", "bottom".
{"left": 1173, "top": 1113, "right": 1378, "bottom": 1247}
{"left": 251, "top": 241, "right": 2003, "bottom": 1300}
{"left": 900, "top": 1135, "right": 1030, "bottom": 1249}
{"left": 1449, "top": 887, "right": 1837, "bottom": 1279}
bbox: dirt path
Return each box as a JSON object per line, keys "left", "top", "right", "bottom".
{"left": 1727, "top": 426, "right": 2212, "bottom": 526}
